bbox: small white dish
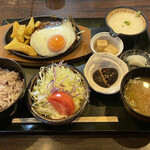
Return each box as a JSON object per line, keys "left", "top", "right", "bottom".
{"left": 84, "top": 53, "right": 128, "bottom": 95}
{"left": 90, "top": 32, "right": 124, "bottom": 56}
{"left": 120, "top": 49, "right": 150, "bottom": 71}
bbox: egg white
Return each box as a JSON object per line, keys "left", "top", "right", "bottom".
{"left": 30, "top": 19, "right": 76, "bottom": 57}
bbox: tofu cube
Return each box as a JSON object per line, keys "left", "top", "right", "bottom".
{"left": 104, "top": 44, "right": 119, "bottom": 55}
{"left": 96, "top": 40, "right": 108, "bottom": 52}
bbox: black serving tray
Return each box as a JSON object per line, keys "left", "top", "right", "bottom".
{"left": 0, "top": 18, "right": 150, "bottom": 134}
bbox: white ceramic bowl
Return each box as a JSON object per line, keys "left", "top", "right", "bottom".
{"left": 90, "top": 32, "right": 124, "bottom": 56}
{"left": 84, "top": 53, "right": 128, "bottom": 95}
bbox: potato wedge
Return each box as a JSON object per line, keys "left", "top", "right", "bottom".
{"left": 4, "top": 41, "right": 37, "bottom": 57}
{"left": 11, "top": 37, "right": 19, "bottom": 42}
{"left": 25, "top": 17, "right": 35, "bottom": 35}
{"left": 24, "top": 39, "right": 30, "bottom": 45}
{"left": 35, "top": 21, "right": 42, "bottom": 28}
{"left": 11, "top": 21, "right": 20, "bottom": 38}
{"left": 24, "top": 34, "right": 31, "bottom": 40}
{"left": 16, "top": 25, "right": 26, "bottom": 43}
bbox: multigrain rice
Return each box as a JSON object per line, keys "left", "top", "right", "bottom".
{"left": 0, "top": 67, "right": 24, "bottom": 111}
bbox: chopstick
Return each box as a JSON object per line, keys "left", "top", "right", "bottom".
{"left": 12, "top": 116, "right": 118, "bottom": 124}
{"left": 73, "top": 116, "right": 118, "bottom": 123}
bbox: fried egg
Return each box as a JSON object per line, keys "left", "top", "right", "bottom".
{"left": 30, "top": 19, "right": 76, "bottom": 57}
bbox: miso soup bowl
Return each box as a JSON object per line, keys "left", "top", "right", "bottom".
{"left": 120, "top": 67, "right": 150, "bottom": 122}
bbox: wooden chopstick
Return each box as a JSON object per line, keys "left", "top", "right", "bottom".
{"left": 73, "top": 116, "right": 118, "bottom": 123}
{"left": 12, "top": 116, "right": 118, "bottom": 124}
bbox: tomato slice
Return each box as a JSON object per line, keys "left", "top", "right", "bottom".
{"left": 47, "top": 92, "right": 75, "bottom": 116}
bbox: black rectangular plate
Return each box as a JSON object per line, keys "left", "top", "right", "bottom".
{"left": 1, "top": 18, "right": 150, "bottom": 134}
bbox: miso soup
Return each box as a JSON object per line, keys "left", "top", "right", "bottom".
{"left": 124, "top": 77, "right": 150, "bottom": 116}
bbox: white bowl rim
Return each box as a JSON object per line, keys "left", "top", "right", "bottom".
{"left": 90, "top": 32, "right": 124, "bottom": 56}
{"left": 84, "top": 53, "right": 129, "bottom": 95}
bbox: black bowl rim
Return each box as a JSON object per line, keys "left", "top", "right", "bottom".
{"left": 27, "top": 63, "right": 90, "bottom": 125}
{"left": 119, "top": 49, "right": 150, "bottom": 70}
{"left": 120, "top": 49, "right": 150, "bottom": 59}
{"left": 120, "top": 67, "right": 150, "bottom": 120}
{"left": 105, "top": 6, "right": 148, "bottom": 37}
{"left": 0, "top": 57, "right": 26, "bottom": 113}
{"left": 4, "top": 15, "right": 82, "bottom": 61}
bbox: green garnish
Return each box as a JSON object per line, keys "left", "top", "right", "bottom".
{"left": 124, "top": 21, "right": 130, "bottom": 26}
{"left": 136, "top": 11, "right": 141, "bottom": 17}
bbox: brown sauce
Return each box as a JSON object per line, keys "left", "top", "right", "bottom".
{"left": 93, "top": 68, "right": 118, "bottom": 88}
{"left": 37, "top": 21, "right": 62, "bottom": 30}
{"left": 124, "top": 77, "right": 150, "bottom": 116}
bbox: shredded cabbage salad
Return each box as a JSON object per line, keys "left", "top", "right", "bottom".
{"left": 30, "top": 62, "right": 88, "bottom": 119}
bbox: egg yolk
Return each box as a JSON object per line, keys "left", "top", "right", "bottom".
{"left": 48, "top": 34, "right": 66, "bottom": 52}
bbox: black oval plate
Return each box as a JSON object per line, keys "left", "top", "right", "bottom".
{"left": 4, "top": 16, "right": 81, "bottom": 61}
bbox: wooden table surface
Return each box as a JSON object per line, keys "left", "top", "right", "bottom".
{"left": 0, "top": 0, "right": 150, "bottom": 150}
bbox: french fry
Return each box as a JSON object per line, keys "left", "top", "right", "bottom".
{"left": 24, "top": 39, "right": 30, "bottom": 45}
{"left": 11, "top": 37, "right": 19, "bottom": 42}
{"left": 11, "top": 21, "right": 20, "bottom": 38}
{"left": 4, "top": 41, "right": 37, "bottom": 57}
{"left": 16, "top": 25, "right": 26, "bottom": 43}
{"left": 24, "top": 34, "right": 31, "bottom": 40}
{"left": 35, "top": 21, "right": 42, "bottom": 28}
{"left": 24, "top": 17, "right": 35, "bottom": 35}
{"left": 5, "top": 17, "right": 39, "bottom": 57}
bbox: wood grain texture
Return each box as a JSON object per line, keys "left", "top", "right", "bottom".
{"left": 12, "top": 116, "right": 119, "bottom": 123}
{"left": 0, "top": 0, "right": 150, "bottom": 33}
{"left": 0, "top": 135, "right": 149, "bottom": 150}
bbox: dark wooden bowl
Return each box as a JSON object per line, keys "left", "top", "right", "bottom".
{"left": 0, "top": 57, "right": 26, "bottom": 118}
{"left": 27, "top": 64, "right": 90, "bottom": 125}
{"left": 120, "top": 67, "right": 150, "bottom": 122}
